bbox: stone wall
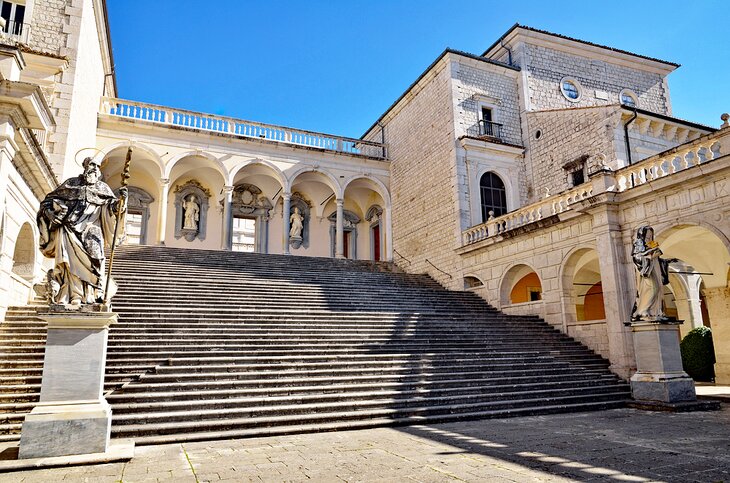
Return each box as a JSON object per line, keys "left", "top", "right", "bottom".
{"left": 378, "top": 59, "right": 462, "bottom": 287}
{"left": 517, "top": 43, "right": 670, "bottom": 114}
{"left": 451, "top": 59, "right": 522, "bottom": 145}
{"left": 29, "top": 0, "right": 68, "bottom": 55}
{"left": 524, "top": 105, "right": 620, "bottom": 203}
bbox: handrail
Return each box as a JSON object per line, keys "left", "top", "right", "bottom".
{"left": 99, "top": 97, "right": 387, "bottom": 160}
{"left": 393, "top": 248, "right": 411, "bottom": 266}
{"left": 425, "top": 258, "right": 452, "bottom": 279}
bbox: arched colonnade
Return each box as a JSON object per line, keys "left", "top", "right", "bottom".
{"left": 97, "top": 143, "right": 393, "bottom": 261}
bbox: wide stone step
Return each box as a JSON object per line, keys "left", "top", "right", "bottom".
{"left": 105, "top": 376, "right": 623, "bottom": 402}
{"left": 110, "top": 393, "right": 629, "bottom": 437}
{"left": 110, "top": 385, "right": 628, "bottom": 416}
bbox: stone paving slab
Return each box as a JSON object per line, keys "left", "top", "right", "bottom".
{"left": 1, "top": 407, "right": 729, "bottom": 482}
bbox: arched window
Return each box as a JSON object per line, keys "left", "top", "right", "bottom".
{"left": 480, "top": 172, "right": 507, "bottom": 221}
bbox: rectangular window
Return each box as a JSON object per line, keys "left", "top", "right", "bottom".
{"left": 1, "top": 1, "right": 25, "bottom": 37}
{"left": 571, "top": 169, "right": 585, "bottom": 186}
{"left": 481, "top": 107, "right": 493, "bottom": 122}
{"left": 232, "top": 217, "right": 256, "bottom": 252}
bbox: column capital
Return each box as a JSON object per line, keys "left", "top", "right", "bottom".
{"left": 282, "top": 192, "right": 292, "bottom": 200}
{"left": 223, "top": 185, "right": 234, "bottom": 193}
{"left": 336, "top": 198, "right": 344, "bottom": 206}
{"left": 160, "top": 178, "right": 170, "bottom": 185}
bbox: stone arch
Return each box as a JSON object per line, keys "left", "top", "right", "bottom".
{"left": 500, "top": 263, "right": 543, "bottom": 305}
{"left": 11, "top": 222, "right": 35, "bottom": 281}
{"left": 287, "top": 166, "right": 342, "bottom": 199}
{"left": 651, "top": 222, "right": 730, "bottom": 383}
{"left": 463, "top": 274, "right": 484, "bottom": 289}
{"left": 228, "top": 158, "right": 286, "bottom": 190}
{"left": 97, "top": 141, "right": 165, "bottom": 179}
{"left": 365, "top": 204, "right": 384, "bottom": 261}
{"left": 165, "top": 150, "right": 229, "bottom": 182}
{"left": 560, "top": 246, "right": 604, "bottom": 323}
{"left": 342, "top": 174, "right": 391, "bottom": 208}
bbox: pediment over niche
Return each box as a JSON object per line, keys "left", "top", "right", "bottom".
{"left": 174, "top": 179, "right": 211, "bottom": 197}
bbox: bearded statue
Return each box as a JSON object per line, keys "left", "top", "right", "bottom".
{"left": 37, "top": 157, "right": 126, "bottom": 306}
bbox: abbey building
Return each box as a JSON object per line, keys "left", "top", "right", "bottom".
{"left": 0, "top": 1, "right": 728, "bottom": 385}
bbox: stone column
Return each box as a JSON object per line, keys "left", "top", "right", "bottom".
{"left": 704, "top": 286, "right": 730, "bottom": 384}
{"left": 335, "top": 198, "right": 344, "bottom": 259}
{"left": 221, "top": 185, "right": 234, "bottom": 250}
{"left": 590, "top": 202, "right": 636, "bottom": 378}
{"left": 282, "top": 192, "right": 291, "bottom": 255}
{"left": 19, "top": 311, "right": 126, "bottom": 458}
{"left": 0, "top": 118, "right": 17, "bottom": 320}
{"left": 384, "top": 204, "right": 393, "bottom": 262}
{"left": 629, "top": 321, "right": 696, "bottom": 403}
{"left": 157, "top": 178, "right": 169, "bottom": 245}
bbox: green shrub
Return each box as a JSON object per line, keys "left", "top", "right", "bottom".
{"left": 680, "top": 326, "right": 715, "bottom": 382}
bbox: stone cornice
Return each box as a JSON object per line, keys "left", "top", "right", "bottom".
{"left": 458, "top": 136, "right": 524, "bottom": 157}
{"left": 0, "top": 79, "right": 55, "bottom": 130}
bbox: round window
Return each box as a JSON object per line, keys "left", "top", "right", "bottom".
{"left": 560, "top": 77, "right": 582, "bottom": 102}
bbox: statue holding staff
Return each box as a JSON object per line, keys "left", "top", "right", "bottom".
{"left": 630, "top": 225, "right": 678, "bottom": 321}
{"left": 37, "top": 155, "right": 127, "bottom": 306}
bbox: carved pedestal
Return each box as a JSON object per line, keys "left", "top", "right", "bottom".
{"left": 19, "top": 311, "right": 123, "bottom": 459}
{"left": 290, "top": 235, "right": 303, "bottom": 249}
{"left": 628, "top": 320, "right": 696, "bottom": 403}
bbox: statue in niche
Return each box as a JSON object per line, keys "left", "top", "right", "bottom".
{"left": 289, "top": 206, "right": 303, "bottom": 239}
{"left": 183, "top": 195, "right": 200, "bottom": 231}
{"left": 631, "top": 225, "right": 678, "bottom": 322}
{"left": 36, "top": 157, "right": 126, "bottom": 305}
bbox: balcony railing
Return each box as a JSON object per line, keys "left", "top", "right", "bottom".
{"left": 100, "top": 97, "right": 387, "bottom": 159}
{"left": 461, "top": 127, "right": 730, "bottom": 247}
{"left": 1, "top": 20, "right": 30, "bottom": 44}
{"left": 478, "top": 120, "right": 502, "bottom": 140}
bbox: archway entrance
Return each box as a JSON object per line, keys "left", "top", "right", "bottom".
{"left": 656, "top": 224, "right": 730, "bottom": 383}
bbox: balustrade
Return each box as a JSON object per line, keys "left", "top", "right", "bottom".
{"left": 462, "top": 127, "right": 729, "bottom": 247}
{"left": 100, "top": 97, "right": 386, "bottom": 159}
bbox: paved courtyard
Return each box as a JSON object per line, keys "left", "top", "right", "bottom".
{"left": 2, "top": 407, "right": 729, "bottom": 482}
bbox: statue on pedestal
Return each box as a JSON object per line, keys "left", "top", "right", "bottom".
{"left": 37, "top": 156, "right": 126, "bottom": 306}
{"left": 183, "top": 194, "right": 200, "bottom": 231}
{"left": 631, "top": 225, "right": 678, "bottom": 321}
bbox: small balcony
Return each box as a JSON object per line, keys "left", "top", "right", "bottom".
{"left": 478, "top": 120, "right": 503, "bottom": 140}
{"left": 0, "top": 19, "right": 30, "bottom": 44}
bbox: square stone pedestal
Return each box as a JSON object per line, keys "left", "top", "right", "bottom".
{"left": 628, "top": 320, "right": 696, "bottom": 403}
{"left": 18, "top": 310, "right": 131, "bottom": 460}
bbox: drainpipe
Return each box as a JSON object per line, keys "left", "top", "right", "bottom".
{"left": 623, "top": 107, "right": 638, "bottom": 166}
{"left": 377, "top": 121, "right": 386, "bottom": 158}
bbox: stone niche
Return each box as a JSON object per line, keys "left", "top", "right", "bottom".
{"left": 231, "top": 183, "right": 273, "bottom": 253}
{"left": 288, "top": 192, "right": 312, "bottom": 250}
{"left": 174, "top": 180, "right": 211, "bottom": 242}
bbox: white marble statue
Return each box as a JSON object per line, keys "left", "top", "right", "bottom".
{"left": 631, "top": 225, "right": 677, "bottom": 321}
{"left": 37, "top": 157, "right": 126, "bottom": 305}
{"left": 183, "top": 195, "right": 200, "bottom": 230}
{"left": 289, "top": 206, "right": 303, "bottom": 238}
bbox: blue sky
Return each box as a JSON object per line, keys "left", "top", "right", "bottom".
{"left": 107, "top": 1, "right": 729, "bottom": 138}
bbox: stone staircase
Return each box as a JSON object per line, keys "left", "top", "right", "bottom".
{"left": 0, "top": 245, "right": 630, "bottom": 444}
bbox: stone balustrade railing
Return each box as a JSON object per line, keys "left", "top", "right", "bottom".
{"left": 614, "top": 133, "right": 727, "bottom": 193}
{"left": 462, "top": 183, "right": 594, "bottom": 245}
{"left": 99, "top": 97, "right": 387, "bottom": 159}
{"left": 462, "top": 126, "right": 729, "bottom": 247}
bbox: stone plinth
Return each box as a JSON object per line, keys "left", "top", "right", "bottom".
{"left": 19, "top": 311, "right": 120, "bottom": 459}
{"left": 628, "top": 320, "right": 696, "bottom": 404}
